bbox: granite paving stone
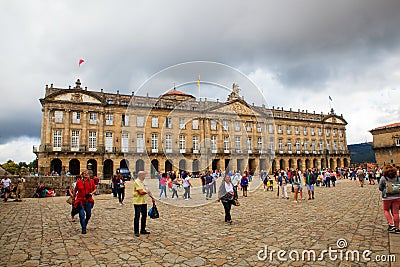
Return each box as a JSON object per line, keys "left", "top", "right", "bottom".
{"left": 0, "top": 179, "right": 399, "bottom": 266}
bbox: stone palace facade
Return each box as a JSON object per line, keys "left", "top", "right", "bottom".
{"left": 370, "top": 122, "right": 400, "bottom": 166}
{"left": 34, "top": 79, "right": 350, "bottom": 178}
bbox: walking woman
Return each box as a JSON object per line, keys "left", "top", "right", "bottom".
{"left": 159, "top": 173, "right": 168, "bottom": 200}
{"left": 116, "top": 173, "right": 125, "bottom": 205}
{"left": 73, "top": 170, "right": 96, "bottom": 234}
{"left": 218, "top": 174, "right": 235, "bottom": 223}
{"left": 378, "top": 165, "right": 400, "bottom": 234}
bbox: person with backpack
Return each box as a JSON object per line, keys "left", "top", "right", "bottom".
{"left": 356, "top": 168, "right": 365, "bottom": 187}
{"left": 378, "top": 165, "right": 400, "bottom": 234}
{"left": 240, "top": 173, "right": 249, "bottom": 197}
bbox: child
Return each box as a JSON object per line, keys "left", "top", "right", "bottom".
{"left": 268, "top": 177, "right": 274, "bottom": 191}
{"left": 241, "top": 175, "right": 249, "bottom": 197}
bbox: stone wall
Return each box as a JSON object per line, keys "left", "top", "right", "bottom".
{"left": 9, "top": 176, "right": 112, "bottom": 198}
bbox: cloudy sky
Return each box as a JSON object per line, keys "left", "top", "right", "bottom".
{"left": 1, "top": 0, "right": 399, "bottom": 163}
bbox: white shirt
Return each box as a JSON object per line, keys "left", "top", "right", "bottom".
{"left": 2, "top": 178, "right": 11, "bottom": 188}
{"left": 182, "top": 177, "right": 191, "bottom": 188}
{"left": 224, "top": 182, "right": 234, "bottom": 193}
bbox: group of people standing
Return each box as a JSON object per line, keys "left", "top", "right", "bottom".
{"left": 1, "top": 173, "right": 25, "bottom": 202}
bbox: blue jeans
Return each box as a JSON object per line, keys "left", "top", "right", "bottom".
{"left": 159, "top": 185, "right": 167, "bottom": 198}
{"left": 206, "top": 184, "right": 213, "bottom": 198}
{"left": 79, "top": 202, "right": 93, "bottom": 231}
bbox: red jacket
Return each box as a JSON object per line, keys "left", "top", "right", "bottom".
{"left": 74, "top": 179, "right": 95, "bottom": 207}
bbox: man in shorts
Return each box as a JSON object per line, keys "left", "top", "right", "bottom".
{"left": 1, "top": 173, "right": 12, "bottom": 202}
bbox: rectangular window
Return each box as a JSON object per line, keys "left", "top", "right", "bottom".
{"left": 192, "top": 119, "right": 199, "bottom": 130}
{"left": 122, "top": 115, "right": 129, "bottom": 127}
{"left": 224, "top": 136, "right": 229, "bottom": 150}
{"left": 137, "top": 133, "right": 144, "bottom": 153}
{"left": 278, "top": 139, "right": 283, "bottom": 151}
{"left": 332, "top": 129, "right": 336, "bottom": 137}
{"left": 211, "top": 135, "right": 217, "bottom": 151}
{"left": 278, "top": 125, "right": 282, "bottom": 134}
{"left": 179, "top": 118, "right": 186, "bottom": 129}
{"left": 286, "top": 125, "right": 291, "bottom": 134}
{"left": 53, "top": 130, "right": 62, "bottom": 151}
{"left": 152, "top": 117, "right": 158, "bottom": 128}
{"left": 247, "top": 137, "right": 252, "bottom": 151}
{"left": 304, "top": 140, "right": 308, "bottom": 152}
{"left": 258, "top": 137, "right": 262, "bottom": 150}
{"left": 235, "top": 121, "right": 241, "bottom": 132}
{"left": 326, "top": 141, "right": 331, "bottom": 152}
{"left": 312, "top": 140, "right": 316, "bottom": 152}
{"left": 325, "top": 128, "right": 330, "bottom": 136}
{"left": 333, "top": 141, "right": 337, "bottom": 151}
{"left": 318, "top": 127, "right": 322, "bottom": 136}
{"left": 89, "top": 113, "right": 97, "bottom": 125}
{"left": 246, "top": 122, "right": 252, "bottom": 132}
{"left": 71, "top": 130, "right": 80, "bottom": 151}
{"left": 296, "top": 139, "right": 300, "bottom": 152}
{"left": 268, "top": 124, "right": 274, "bottom": 134}
{"left": 235, "top": 136, "right": 241, "bottom": 151}
{"left": 319, "top": 140, "right": 323, "bottom": 151}
{"left": 223, "top": 120, "right": 229, "bottom": 131}
{"left": 54, "top": 111, "right": 63, "bottom": 123}
{"left": 396, "top": 139, "right": 400, "bottom": 147}
{"left": 105, "top": 132, "right": 113, "bottom": 152}
{"left": 88, "top": 131, "right": 97, "bottom": 152}
{"left": 137, "top": 116, "right": 144, "bottom": 127}
{"left": 121, "top": 132, "right": 129, "bottom": 152}
{"left": 193, "top": 136, "right": 199, "bottom": 150}
{"left": 287, "top": 139, "right": 292, "bottom": 152}
{"left": 311, "top": 127, "right": 315, "bottom": 136}
{"left": 295, "top": 126, "right": 299, "bottom": 135}
{"left": 72, "top": 111, "right": 80, "bottom": 124}
{"left": 151, "top": 133, "right": 158, "bottom": 150}
{"left": 339, "top": 141, "right": 344, "bottom": 151}
{"left": 210, "top": 120, "right": 217, "bottom": 130}
{"left": 339, "top": 130, "right": 343, "bottom": 137}
{"left": 257, "top": 123, "right": 262, "bottom": 133}
{"left": 179, "top": 135, "right": 186, "bottom": 150}
{"left": 165, "top": 134, "right": 172, "bottom": 152}
{"left": 166, "top": 117, "right": 172, "bottom": 129}
{"left": 303, "top": 127, "right": 307, "bottom": 135}
{"left": 105, "top": 113, "right": 113, "bottom": 126}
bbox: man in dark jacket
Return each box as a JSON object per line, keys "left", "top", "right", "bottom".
{"left": 305, "top": 169, "right": 316, "bottom": 200}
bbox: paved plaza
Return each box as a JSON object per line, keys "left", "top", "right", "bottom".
{"left": 1, "top": 179, "right": 399, "bottom": 267}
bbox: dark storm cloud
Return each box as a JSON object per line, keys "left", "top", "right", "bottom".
{"left": 1, "top": 0, "right": 400, "bottom": 146}
{"left": 0, "top": 114, "right": 41, "bottom": 145}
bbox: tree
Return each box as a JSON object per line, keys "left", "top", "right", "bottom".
{"left": 2, "top": 160, "right": 19, "bottom": 175}
{"left": 28, "top": 158, "right": 38, "bottom": 170}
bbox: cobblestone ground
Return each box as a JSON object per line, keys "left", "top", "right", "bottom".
{"left": 0, "top": 179, "right": 399, "bottom": 267}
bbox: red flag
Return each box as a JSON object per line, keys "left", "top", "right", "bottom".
{"left": 78, "top": 59, "right": 85, "bottom": 67}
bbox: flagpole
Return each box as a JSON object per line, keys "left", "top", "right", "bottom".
{"left": 197, "top": 75, "right": 201, "bottom": 102}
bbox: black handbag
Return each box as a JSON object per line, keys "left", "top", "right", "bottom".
{"left": 148, "top": 203, "right": 159, "bottom": 219}
{"left": 221, "top": 192, "right": 234, "bottom": 202}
